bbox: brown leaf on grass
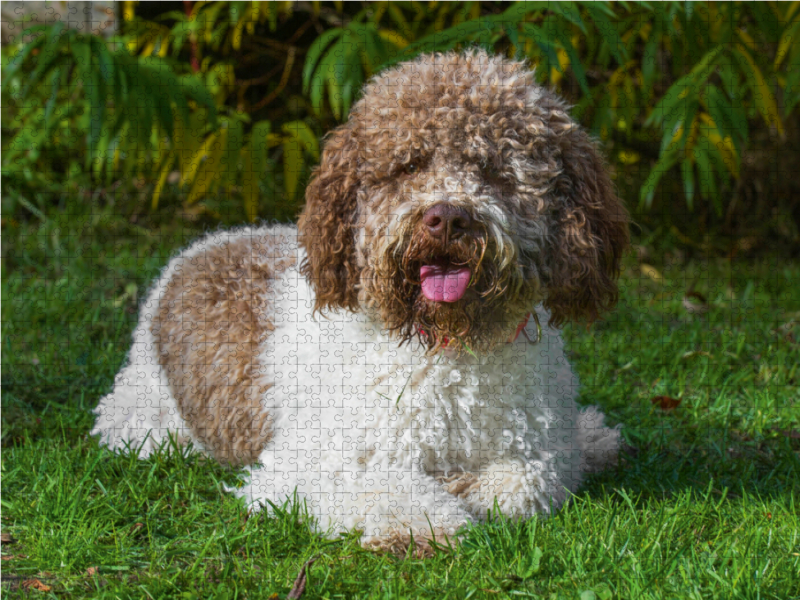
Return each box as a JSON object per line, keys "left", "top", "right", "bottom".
{"left": 736, "top": 237, "right": 759, "bottom": 252}
{"left": 683, "top": 292, "right": 709, "bottom": 314}
{"left": 640, "top": 264, "right": 663, "bottom": 283}
{"left": 681, "top": 350, "right": 712, "bottom": 359}
{"left": 651, "top": 396, "right": 681, "bottom": 411}
{"left": 85, "top": 566, "right": 99, "bottom": 576}
{"left": 685, "top": 291, "right": 707, "bottom": 303}
{"left": 772, "top": 428, "right": 800, "bottom": 439}
{"left": 1, "top": 533, "right": 17, "bottom": 544}
{"left": 2, "top": 554, "right": 26, "bottom": 560}
{"left": 287, "top": 555, "right": 320, "bottom": 599}
{"left": 775, "top": 321, "right": 798, "bottom": 344}
{"left": 130, "top": 523, "right": 144, "bottom": 535}
{"left": 21, "top": 579, "right": 51, "bottom": 592}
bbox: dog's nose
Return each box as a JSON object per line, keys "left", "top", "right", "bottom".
{"left": 422, "top": 204, "right": 472, "bottom": 242}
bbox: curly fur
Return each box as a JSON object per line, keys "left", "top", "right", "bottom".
{"left": 92, "top": 50, "right": 629, "bottom": 554}
{"left": 299, "top": 50, "right": 627, "bottom": 351}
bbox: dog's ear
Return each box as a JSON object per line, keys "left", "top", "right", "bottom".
{"left": 544, "top": 124, "right": 629, "bottom": 327}
{"left": 298, "top": 123, "right": 362, "bottom": 313}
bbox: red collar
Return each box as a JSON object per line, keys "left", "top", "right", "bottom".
{"left": 417, "top": 312, "right": 536, "bottom": 348}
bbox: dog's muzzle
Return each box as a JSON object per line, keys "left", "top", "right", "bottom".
{"left": 418, "top": 203, "right": 477, "bottom": 302}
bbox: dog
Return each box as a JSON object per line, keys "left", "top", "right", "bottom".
{"left": 92, "top": 50, "right": 629, "bottom": 554}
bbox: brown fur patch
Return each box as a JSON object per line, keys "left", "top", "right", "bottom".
{"left": 152, "top": 233, "right": 294, "bottom": 465}
{"left": 437, "top": 471, "right": 481, "bottom": 499}
{"left": 298, "top": 124, "right": 363, "bottom": 314}
{"left": 544, "top": 113, "right": 630, "bottom": 326}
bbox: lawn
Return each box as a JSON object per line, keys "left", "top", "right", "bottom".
{"left": 2, "top": 208, "right": 800, "bottom": 599}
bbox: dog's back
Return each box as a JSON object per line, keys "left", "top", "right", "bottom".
{"left": 91, "top": 225, "right": 296, "bottom": 464}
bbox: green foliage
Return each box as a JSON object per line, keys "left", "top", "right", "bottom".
{"left": 301, "top": 2, "right": 597, "bottom": 120}
{"left": 1, "top": 24, "right": 224, "bottom": 219}
{"left": 123, "top": 1, "right": 321, "bottom": 218}
{"left": 1, "top": 11, "right": 319, "bottom": 223}
{"left": 302, "top": 2, "right": 800, "bottom": 223}
{"left": 303, "top": 21, "right": 400, "bottom": 119}
{"left": 3, "top": 2, "right": 800, "bottom": 228}
{"left": 635, "top": 2, "right": 793, "bottom": 214}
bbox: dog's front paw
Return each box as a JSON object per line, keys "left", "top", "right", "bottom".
{"left": 361, "top": 523, "right": 459, "bottom": 558}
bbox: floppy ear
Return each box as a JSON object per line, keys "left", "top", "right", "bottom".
{"left": 544, "top": 125, "right": 629, "bottom": 327}
{"left": 297, "top": 124, "right": 362, "bottom": 313}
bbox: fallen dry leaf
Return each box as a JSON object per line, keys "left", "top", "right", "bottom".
{"left": 85, "top": 566, "right": 99, "bottom": 576}
{"left": 772, "top": 428, "right": 800, "bottom": 439}
{"left": 287, "top": 555, "right": 320, "bottom": 599}
{"left": 685, "top": 291, "right": 707, "bottom": 303}
{"left": 1, "top": 533, "right": 17, "bottom": 544}
{"left": 640, "top": 264, "right": 664, "bottom": 284}
{"left": 683, "top": 292, "right": 709, "bottom": 314}
{"left": 21, "top": 579, "right": 51, "bottom": 592}
{"left": 736, "top": 237, "right": 758, "bottom": 252}
{"left": 651, "top": 396, "right": 681, "bottom": 411}
{"left": 2, "top": 554, "right": 26, "bottom": 560}
{"left": 775, "top": 321, "right": 798, "bottom": 344}
{"left": 130, "top": 522, "right": 145, "bottom": 535}
{"left": 681, "top": 350, "right": 712, "bottom": 359}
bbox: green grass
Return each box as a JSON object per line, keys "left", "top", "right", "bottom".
{"left": 3, "top": 209, "right": 800, "bottom": 599}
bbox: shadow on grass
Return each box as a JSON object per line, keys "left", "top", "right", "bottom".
{"left": 581, "top": 432, "right": 800, "bottom": 504}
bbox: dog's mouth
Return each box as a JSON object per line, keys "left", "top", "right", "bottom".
{"left": 419, "top": 264, "right": 472, "bottom": 303}
{"left": 364, "top": 218, "right": 538, "bottom": 353}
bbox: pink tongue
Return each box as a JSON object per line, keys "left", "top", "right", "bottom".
{"left": 420, "top": 265, "right": 472, "bottom": 302}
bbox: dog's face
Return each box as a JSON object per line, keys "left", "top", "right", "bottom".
{"left": 299, "top": 51, "right": 628, "bottom": 352}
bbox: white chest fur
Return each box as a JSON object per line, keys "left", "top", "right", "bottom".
{"left": 243, "top": 253, "right": 597, "bottom": 538}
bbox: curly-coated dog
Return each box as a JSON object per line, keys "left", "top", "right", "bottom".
{"left": 92, "top": 50, "right": 629, "bottom": 554}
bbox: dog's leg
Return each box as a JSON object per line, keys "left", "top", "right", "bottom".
{"left": 576, "top": 405, "right": 621, "bottom": 473}
{"left": 91, "top": 319, "right": 189, "bottom": 457}
{"left": 236, "top": 457, "right": 472, "bottom": 553}
{"left": 441, "top": 409, "right": 621, "bottom": 519}
{"left": 355, "top": 467, "right": 474, "bottom": 551}
{"left": 439, "top": 457, "right": 567, "bottom": 518}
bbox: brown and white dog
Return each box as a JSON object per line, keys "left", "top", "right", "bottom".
{"left": 93, "top": 50, "right": 629, "bottom": 554}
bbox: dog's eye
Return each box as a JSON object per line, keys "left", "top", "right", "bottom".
{"left": 404, "top": 158, "right": 426, "bottom": 175}
{"left": 481, "top": 163, "right": 502, "bottom": 181}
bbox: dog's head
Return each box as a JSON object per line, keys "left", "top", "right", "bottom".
{"left": 298, "top": 50, "right": 629, "bottom": 352}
